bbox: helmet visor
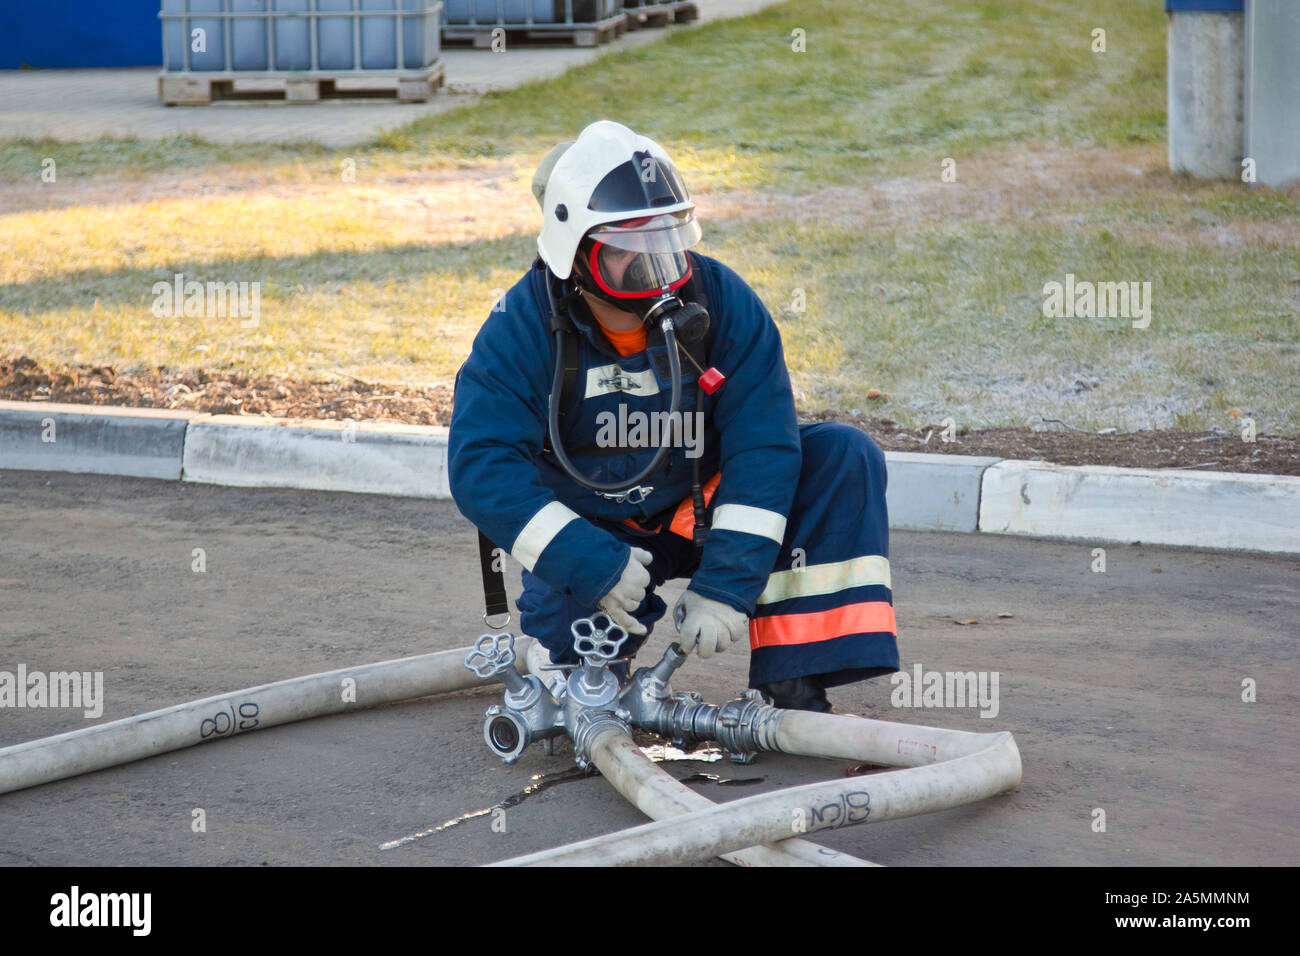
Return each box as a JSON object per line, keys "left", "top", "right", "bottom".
{"left": 586, "top": 210, "right": 702, "bottom": 254}
{"left": 585, "top": 212, "right": 702, "bottom": 297}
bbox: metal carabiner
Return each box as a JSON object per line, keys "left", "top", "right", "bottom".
{"left": 599, "top": 484, "right": 653, "bottom": 505}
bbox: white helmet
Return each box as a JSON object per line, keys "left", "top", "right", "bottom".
{"left": 535, "top": 121, "right": 701, "bottom": 300}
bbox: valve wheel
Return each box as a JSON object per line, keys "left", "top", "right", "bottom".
{"left": 570, "top": 614, "right": 628, "bottom": 662}
{"left": 464, "top": 632, "right": 516, "bottom": 679}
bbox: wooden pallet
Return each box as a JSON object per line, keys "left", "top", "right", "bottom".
{"left": 625, "top": 2, "right": 698, "bottom": 30}
{"left": 159, "top": 62, "right": 445, "bottom": 106}
{"left": 443, "top": 13, "right": 627, "bottom": 48}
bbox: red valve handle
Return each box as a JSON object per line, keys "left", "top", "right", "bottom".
{"left": 698, "top": 367, "right": 725, "bottom": 394}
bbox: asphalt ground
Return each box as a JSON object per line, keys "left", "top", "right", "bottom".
{"left": 0, "top": 469, "right": 1296, "bottom": 866}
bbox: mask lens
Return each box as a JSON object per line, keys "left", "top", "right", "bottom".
{"left": 585, "top": 211, "right": 700, "bottom": 298}
{"left": 594, "top": 245, "right": 689, "bottom": 295}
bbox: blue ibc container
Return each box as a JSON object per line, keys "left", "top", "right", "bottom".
{"left": 509, "top": 1, "right": 558, "bottom": 22}
{"left": 273, "top": 0, "right": 312, "bottom": 71}
{"left": 164, "top": 0, "right": 226, "bottom": 71}
{"left": 402, "top": 1, "right": 440, "bottom": 67}
{"left": 565, "top": 1, "right": 609, "bottom": 21}
{"left": 445, "top": 1, "right": 559, "bottom": 25}
{"left": 358, "top": 0, "right": 438, "bottom": 70}
{"left": 361, "top": 0, "right": 399, "bottom": 69}
{"left": 444, "top": 1, "right": 496, "bottom": 24}
{"left": 441, "top": 0, "right": 474, "bottom": 21}
{"left": 232, "top": 0, "right": 269, "bottom": 70}
{"left": 317, "top": 0, "right": 356, "bottom": 69}
{"left": 162, "top": 0, "right": 438, "bottom": 74}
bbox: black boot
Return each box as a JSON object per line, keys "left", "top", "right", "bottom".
{"left": 758, "top": 675, "right": 833, "bottom": 713}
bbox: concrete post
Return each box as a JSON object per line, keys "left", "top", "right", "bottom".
{"left": 1244, "top": 0, "right": 1300, "bottom": 188}
{"left": 1167, "top": 1, "right": 1244, "bottom": 179}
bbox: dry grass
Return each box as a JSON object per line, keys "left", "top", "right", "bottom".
{"left": 3, "top": 142, "right": 1298, "bottom": 431}
{"left": 1, "top": 160, "right": 540, "bottom": 384}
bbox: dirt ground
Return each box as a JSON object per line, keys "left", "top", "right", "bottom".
{"left": 3, "top": 353, "right": 1296, "bottom": 474}
{"left": 0, "top": 471, "right": 1296, "bottom": 866}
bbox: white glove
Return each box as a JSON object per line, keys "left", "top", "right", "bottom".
{"left": 597, "top": 547, "right": 653, "bottom": 636}
{"left": 674, "top": 590, "right": 749, "bottom": 659}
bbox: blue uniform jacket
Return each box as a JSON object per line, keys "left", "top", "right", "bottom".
{"left": 448, "top": 252, "right": 801, "bottom": 617}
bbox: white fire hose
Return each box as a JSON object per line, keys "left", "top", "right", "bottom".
{"left": 0, "top": 642, "right": 518, "bottom": 796}
{"left": 494, "top": 716, "right": 1022, "bottom": 866}
{"left": 1, "top": 638, "right": 1020, "bottom": 867}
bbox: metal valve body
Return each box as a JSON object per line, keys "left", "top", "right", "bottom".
{"left": 465, "top": 632, "right": 564, "bottom": 763}
{"left": 464, "top": 615, "right": 783, "bottom": 767}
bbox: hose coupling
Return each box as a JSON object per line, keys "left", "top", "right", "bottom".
{"left": 713, "top": 690, "right": 782, "bottom": 761}
{"left": 571, "top": 708, "right": 630, "bottom": 770}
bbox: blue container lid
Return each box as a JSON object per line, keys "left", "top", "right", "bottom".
{"left": 1165, "top": 1, "right": 1243, "bottom": 11}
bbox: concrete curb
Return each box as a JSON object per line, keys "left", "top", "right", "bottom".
{"left": 979, "top": 459, "right": 1300, "bottom": 555}
{"left": 2, "top": 402, "right": 1297, "bottom": 556}
{"left": 0, "top": 400, "right": 197, "bottom": 481}
{"left": 883, "top": 451, "right": 1001, "bottom": 533}
{"left": 181, "top": 415, "right": 450, "bottom": 498}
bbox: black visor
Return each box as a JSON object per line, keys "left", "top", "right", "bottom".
{"left": 587, "top": 150, "right": 691, "bottom": 213}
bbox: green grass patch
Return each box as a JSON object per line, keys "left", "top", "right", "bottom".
{"left": 0, "top": 134, "right": 322, "bottom": 180}
{"left": 1, "top": 0, "right": 1167, "bottom": 184}
{"left": 383, "top": 0, "right": 1168, "bottom": 186}
{"left": 708, "top": 216, "right": 1300, "bottom": 433}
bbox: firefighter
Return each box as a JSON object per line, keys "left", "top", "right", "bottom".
{"left": 448, "top": 121, "right": 898, "bottom": 711}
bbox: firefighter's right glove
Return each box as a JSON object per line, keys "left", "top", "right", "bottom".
{"left": 597, "top": 547, "right": 653, "bottom": 636}
{"left": 674, "top": 590, "right": 749, "bottom": 660}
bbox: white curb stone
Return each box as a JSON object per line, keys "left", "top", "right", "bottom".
{"left": 0, "top": 401, "right": 194, "bottom": 481}
{"left": 4, "top": 399, "right": 1298, "bottom": 557}
{"left": 182, "top": 415, "right": 450, "bottom": 498}
{"left": 884, "top": 451, "right": 1003, "bottom": 532}
{"left": 979, "top": 460, "right": 1300, "bottom": 555}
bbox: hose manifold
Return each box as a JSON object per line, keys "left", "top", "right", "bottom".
{"left": 464, "top": 623, "right": 785, "bottom": 769}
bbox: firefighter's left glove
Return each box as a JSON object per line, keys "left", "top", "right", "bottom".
{"left": 597, "top": 547, "right": 654, "bottom": 636}
{"left": 674, "top": 590, "right": 749, "bottom": 660}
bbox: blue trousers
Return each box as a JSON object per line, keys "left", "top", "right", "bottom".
{"left": 517, "top": 422, "right": 900, "bottom": 688}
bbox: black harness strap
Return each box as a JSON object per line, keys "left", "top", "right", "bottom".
{"left": 478, "top": 530, "right": 511, "bottom": 628}
{"left": 541, "top": 264, "right": 583, "bottom": 455}
{"left": 690, "top": 383, "right": 709, "bottom": 555}
{"left": 541, "top": 330, "right": 581, "bottom": 455}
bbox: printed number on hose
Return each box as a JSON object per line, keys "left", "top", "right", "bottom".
{"left": 199, "top": 702, "right": 260, "bottom": 739}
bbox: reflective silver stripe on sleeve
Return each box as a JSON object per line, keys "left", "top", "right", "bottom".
{"left": 510, "top": 501, "right": 580, "bottom": 572}
{"left": 710, "top": 503, "right": 787, "bottom": 545}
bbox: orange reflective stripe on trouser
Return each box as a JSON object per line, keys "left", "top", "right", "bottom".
{"left": 749, "top": 601, "right": 897, "bottom": 649}
{"left": 668, "top": 472, "right": 721, "bottom": 540}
